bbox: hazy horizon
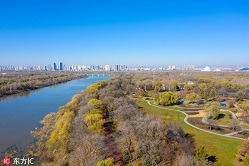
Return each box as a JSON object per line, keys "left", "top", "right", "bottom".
{"left": 1, "top": 1, "right": 249, "bottom": 66}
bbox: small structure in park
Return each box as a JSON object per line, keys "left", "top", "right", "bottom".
{"left": 219, "top": 102, "right": 227, "bottom": 108}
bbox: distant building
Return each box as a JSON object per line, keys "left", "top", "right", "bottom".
{"left": 120, "top": 65, "right": 127, "bottom": 71}
{"left": 77, "top": 65, "right": 82, "bottom": 71}
{"left": 104, "top": 65, "right": 111, "bottom": 71}
{"left": 240, "top": 67, "right": 249, "bottom": 71}
{"left": 47, "top": 64, "right": 52, "bottom": 71}
{"left": 168, "top": 65, "right": 176, "bottom": 70}
{"left": 59, "top": 62, "right": 63, "bottom": 71}
{"left": 182, "top": 65, "right": 195, "bottom": 70}
{"left": 114, "top": 65, "right": 120, "bottom": 71}
{"left": 53, "top": 63, "right": 57, "bottom": 71}
{"left": 201, "top": 66, "right": 212, "bottom": 71}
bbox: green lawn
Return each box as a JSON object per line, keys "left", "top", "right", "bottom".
{"left": 241, "top": 124, "right": 249, "bottom": 130}
{"left": 216, "top": 111, "right": 233, "bottom": 126}
{"left": 136, "top": 99, "right": 243, "bottom": 166}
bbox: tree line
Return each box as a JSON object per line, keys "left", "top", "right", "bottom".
{"left": 0, "top": 71, "right": 87, "bottom": 98}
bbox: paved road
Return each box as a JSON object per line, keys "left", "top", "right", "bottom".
{"left": 146, "top": 100, "right": 246, "bottom": 141}
{"left": 224, "top": 131, "right": 244, "bottom": 136}
{"left": 201, "top": 110, "right": 240, "bottom": 129}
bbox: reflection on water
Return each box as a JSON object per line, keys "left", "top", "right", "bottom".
{"left": 0, "top": 76, "right": 111, "bottom": 156}
{"left": 0, "top": 91, "right": 33, "bottom": 101}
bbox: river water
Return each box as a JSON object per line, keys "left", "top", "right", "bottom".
{"left": 0, "top": 75, "right": 111, "bottom": 155}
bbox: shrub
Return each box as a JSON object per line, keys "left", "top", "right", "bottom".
{"left": 87, "top": 99, "right": 103, "bottom": 109}
{"left": 97, "top": 158, "right": 115, "bottom": 166}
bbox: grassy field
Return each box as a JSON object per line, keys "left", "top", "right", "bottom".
{"left": 241, "top": 124, "right": 249, "bottom": 130}
{"left": 136, "top": 99, "right": 243, "bottom": 166}
{"left": 216, "top": 111, "right": 233, "bottom": 126}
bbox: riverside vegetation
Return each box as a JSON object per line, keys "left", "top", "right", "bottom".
{"left": 0, "top": 71, "right": 87, "bottom": 98}
{"left": 28, "top": 72, "right": 249, "bottom": 166}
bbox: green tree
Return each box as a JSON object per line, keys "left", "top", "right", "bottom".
{"left": 155, "top": 91, "right": 179, "bottom": 106}
{"left": 205, "top": 102, "right": 220, "bottom": 119}
{"left": 186, "top": 92, "right": 201, "bottom": 103}
{"left": 195, "top": 146, "right": 208, "bottom": 162}
{"left": 184, "top": 84, "right": 193, "bottom": 91}
{"left": 170, "top": 80, "right": 178, "bottom": 91}
{"left": 199, "top": 83, "right": 209, "bottom": 99}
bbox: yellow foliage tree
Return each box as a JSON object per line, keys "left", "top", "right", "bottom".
{"left": 87, "top": 99, "right": 103, "bottom": 109}
{"left": 86, "top": 82, "right": 104, "bottom": 94}
{"left": 97, "top": 158, "right": 115, "bottom": 166}
{"left": 84, "top": 108, "right": 104, "bottom": 134}
{"left": 46, "top": 94, "right": 81, "bottom": 155}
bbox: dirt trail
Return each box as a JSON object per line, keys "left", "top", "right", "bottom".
{"left": 102, "top": 120, "right": 124, "bottom": 166}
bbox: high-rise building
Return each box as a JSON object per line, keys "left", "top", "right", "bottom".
{"left": 53, "top": 63, "right": 57, "bottom": 71}
{"left": 114, "top": 65, "right": 120, "bottom": 71}
{"left": 47, "top": 64, "right": 52, "bottom": 71}
{"left": 182, "top": 65, "right": 195, "bottom": 70}
{"left": 201, "top": 66, "right": 212, "bottom": 71}
{"left": 59, "top": 62, "right": 63, "bottom": 71}
{"left": 168, "top": 65, "right": 176, "bottom": 70}
{"left": 120, "top": 65, "right": 127, "bottom": 71}
{"left": 104, "top": 65, "right": 111, "bottom": 71}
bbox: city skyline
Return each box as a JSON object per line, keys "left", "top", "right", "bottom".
{"left": 1, "top": 62, "right": 248, "bottom": 72}
{"left": 1, "top": 1, "right": 249, "bottom": 66}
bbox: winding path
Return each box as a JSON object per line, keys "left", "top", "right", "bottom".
{"left": 146, "top": 100, "right": 246, "bottom": 141}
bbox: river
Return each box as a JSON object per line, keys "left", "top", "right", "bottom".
{"left": 0, "top": 75, "right": 111, "bottom": 156}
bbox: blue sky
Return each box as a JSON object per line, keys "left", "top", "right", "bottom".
{"left": 0, "top": 0, "right": 249, "bottom": 67}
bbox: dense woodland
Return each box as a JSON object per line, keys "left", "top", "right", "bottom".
{"left": 0, "top": 71, "right": 87, "bottom": 98}
{"left": 27, "top": 72, "right": 249, "bottom": 166}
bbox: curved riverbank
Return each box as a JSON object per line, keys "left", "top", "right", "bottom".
{"left": 0, "top": 72, "right": 87, "bottom": 99}
{"left": 0, "top": 75, "right": 111, "bottom": 157}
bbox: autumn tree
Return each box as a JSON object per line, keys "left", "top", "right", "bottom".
{"left": 86, "top": 82, "right": 105, "bottom": 94}
{"left": 209, "top": 87, "right": 217, "bottom": 100}
{"left": 170, "top": 80, "right": 178, "bottom": 91}
{"left": 133, "top": 118, "right": 195, "bottom": 165}
{"left": 153, "top": 81, "right": 163, "bottom": 92}
{"left": 97, "top": 158, "right": 115, "bottom": 166}
{"left": 199, "top": 83, "right": 210, "bottom": 99}
{"left": 205, "top": 102, "right": 220, "bottom": 120}
{"left": 84, "top": 109, "right": 104, "bottom": 134}
{"left": 237, "top": 139, "right": 249, "bottom": 164}
{"left": 184, "top": 84, "right": 194, "bottom": 91}
{"left": 237, "top": 90, "right": 245, "bottom": 101}
{"left": 239, "top": 101, "right": 249, "bottom": 123}
{"left": 87, "top": 98, "right": 103, "bottom": 109}
{"left": 135, "top": 88, "right": 147, "bottom": 97}
{"left": 155, "top": 91, "right": 179, "bottom": 106}
{"left": 186, "top": 92, "right": 201, "bottom": 103}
